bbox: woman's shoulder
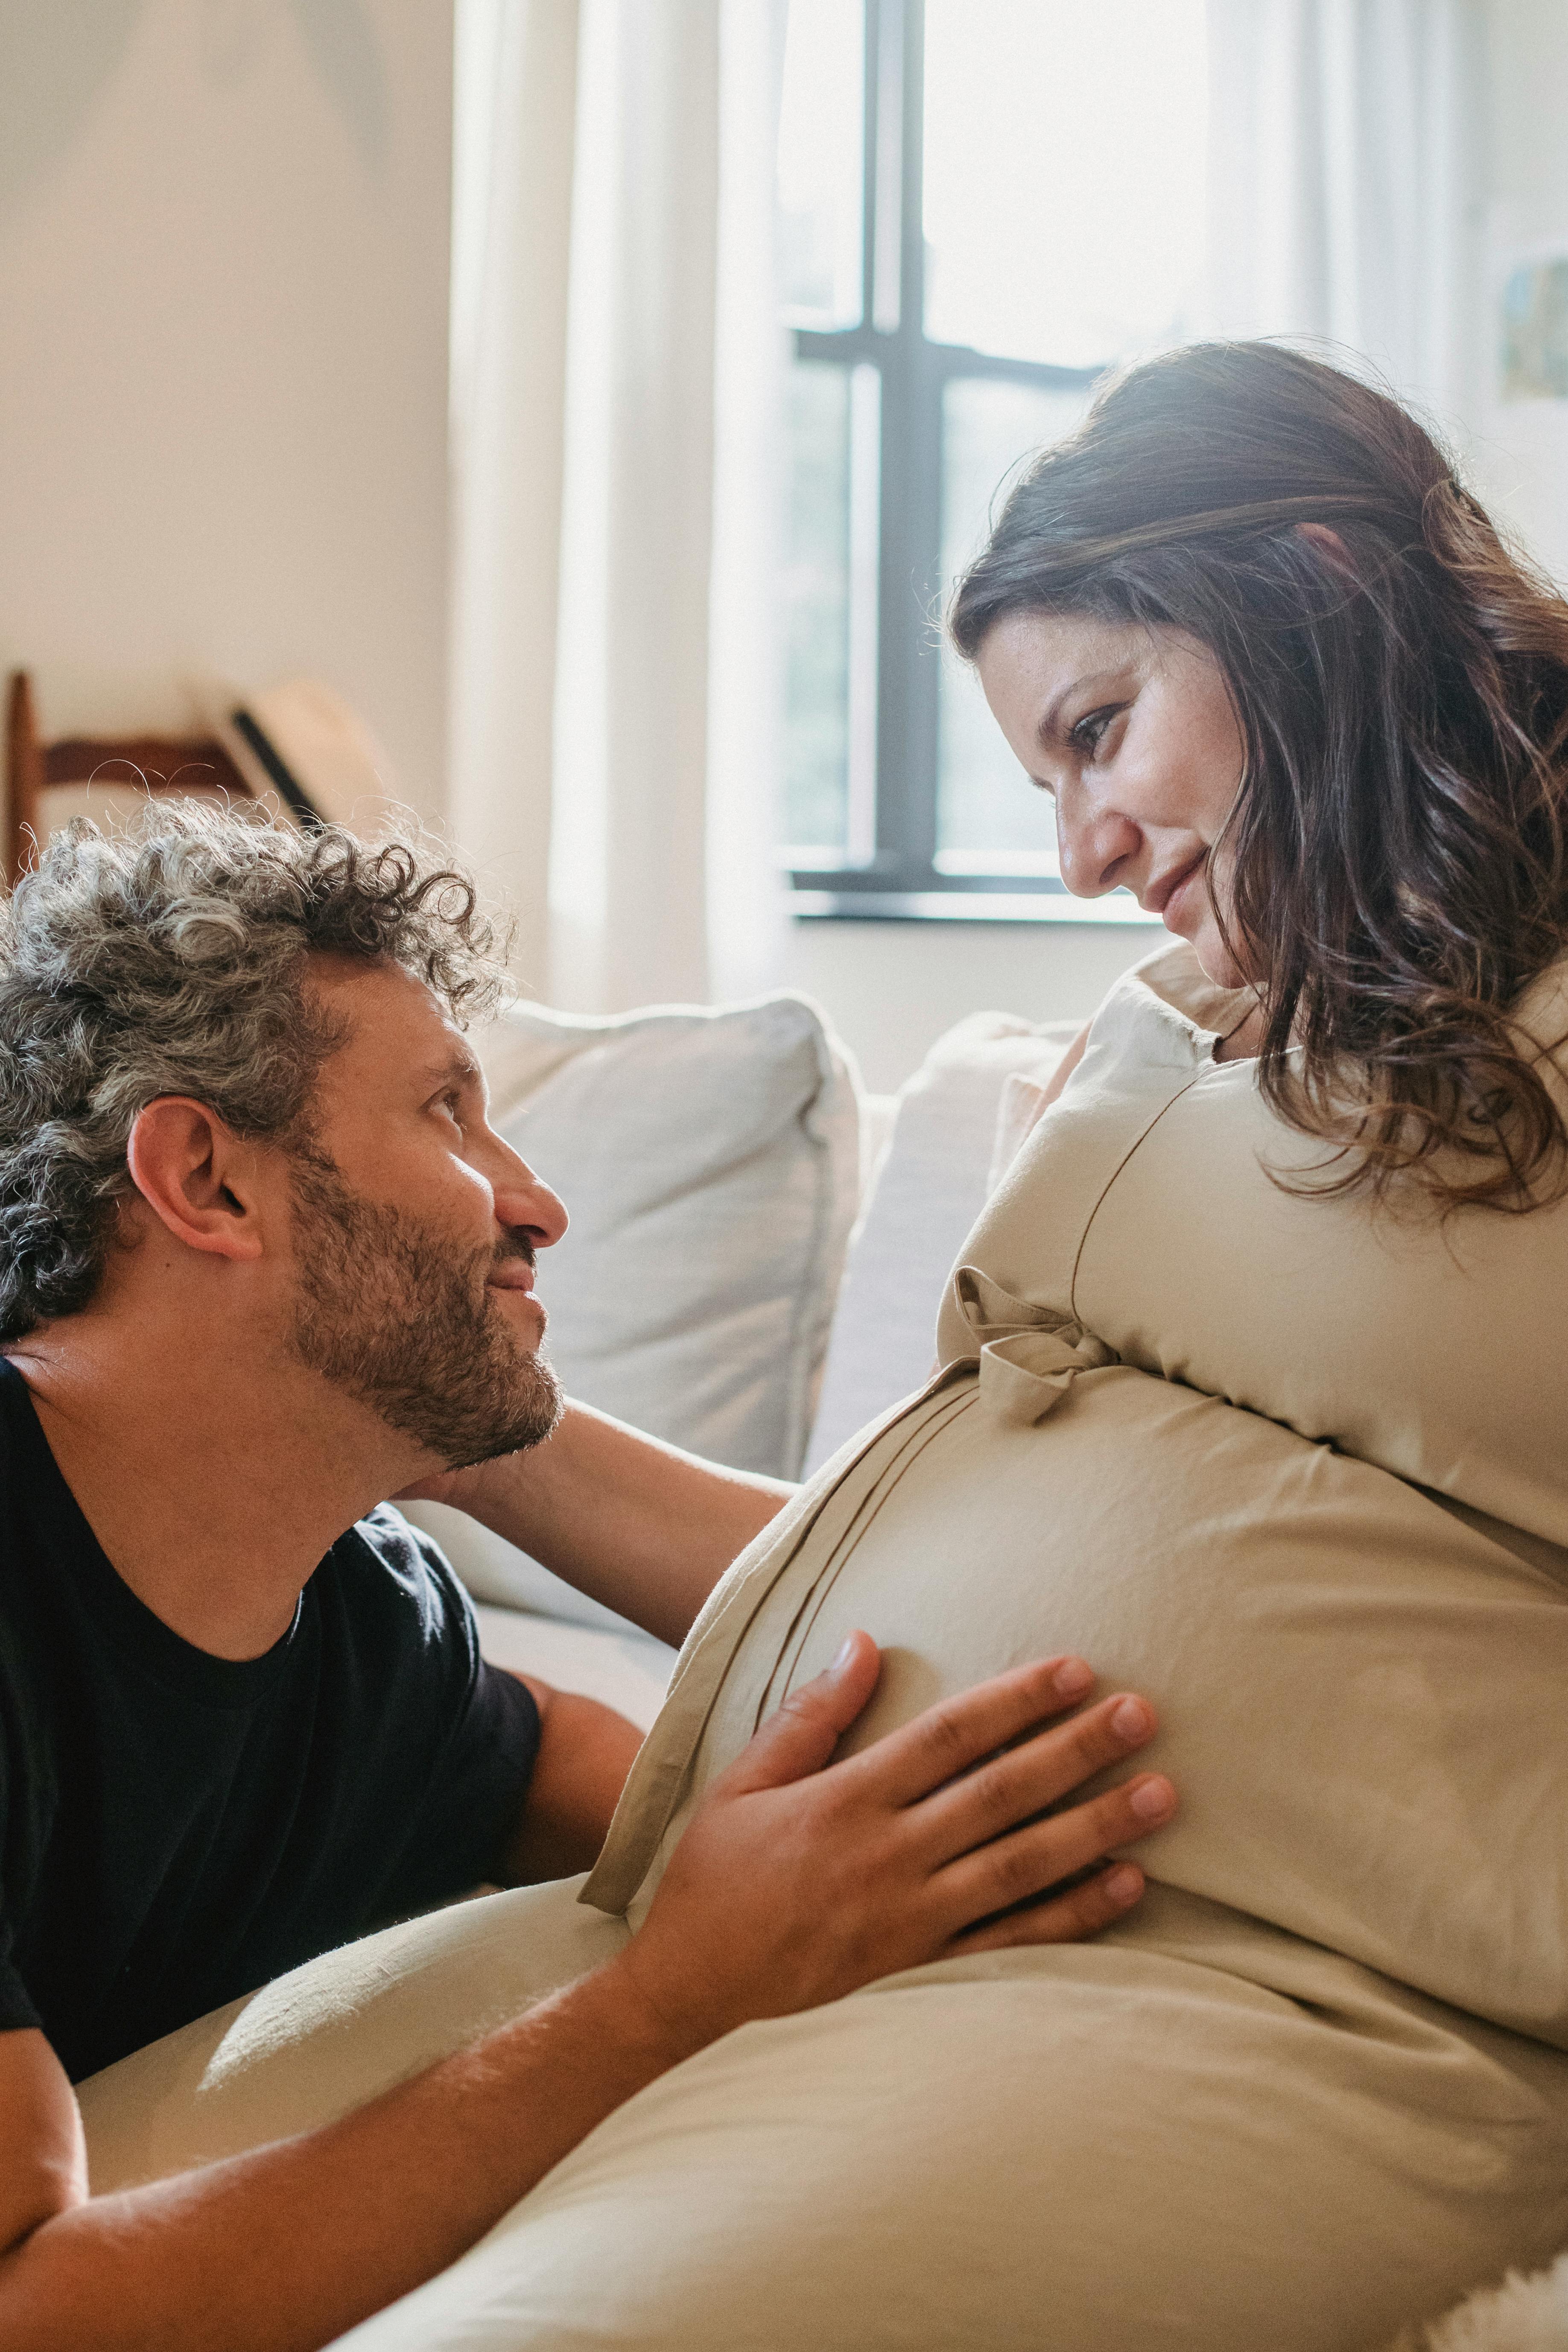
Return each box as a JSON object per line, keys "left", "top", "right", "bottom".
{"left": 1070, "top": 937, "right": 1256, "bottom": 1093}
{"left": 1124, "top": 937, "right": 1256, "bottom": 1034}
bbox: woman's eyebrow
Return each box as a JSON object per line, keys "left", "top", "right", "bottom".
{"left": 1038, "top": 668, "right": 1125, "bottom": 745}
{"left": 1043, "top": 668, "right": 1105, "bottom": 738}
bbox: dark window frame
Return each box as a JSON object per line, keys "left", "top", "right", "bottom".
{"left": 786, "top": 0, "right": 1108, "bottom": 922}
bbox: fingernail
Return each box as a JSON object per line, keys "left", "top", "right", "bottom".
{"left": 1053, "top": 1657, "right": 1094, "bottom": 1699}
{"left": 1112, "top": 1695, "right": 1151, "bottom": 1741}
{"left": 1104, "top": 1864, "right": 1143, "bottom": 1907}
{"left": 830, "top": 1635, "right": 857, "bottom": 1672}
{"left": 1129, "top": 1774, "right": 1175, "bottom": 1822}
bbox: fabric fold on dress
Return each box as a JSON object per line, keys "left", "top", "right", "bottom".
{"left": 950, "top": 1265, "right": 1120, "bottom": 1427}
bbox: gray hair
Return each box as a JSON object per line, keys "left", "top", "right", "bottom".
{"left": 0, "top": 803, "right": 512, "bottom": 1341}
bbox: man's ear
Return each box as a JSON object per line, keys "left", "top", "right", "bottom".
{"left": 124, "top": 1098, "right": 268, "bottom": 1263}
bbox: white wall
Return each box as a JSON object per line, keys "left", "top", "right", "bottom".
{"left": 0, "top": 0, "right": 454, "bottom": 814}
{"left": 781, "top": 916, "right": 1159, "bottom": 1095}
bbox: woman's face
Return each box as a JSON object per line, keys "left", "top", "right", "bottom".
{"left": 976, "top": 609, "right": 1250, "bottom": 989}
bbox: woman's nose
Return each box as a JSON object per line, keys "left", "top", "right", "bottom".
{"left": 1055, "top": 783, "right": 1142, "bottom": 899}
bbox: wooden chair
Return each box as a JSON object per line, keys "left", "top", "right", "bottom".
{"left": 5, "top": 669, "right": 260, "bottom": 887}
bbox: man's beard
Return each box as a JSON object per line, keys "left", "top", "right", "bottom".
{"left": 284, "top": 1148, "right": 563, "bottom": 1470}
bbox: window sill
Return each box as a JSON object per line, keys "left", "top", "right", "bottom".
{"left": 788, "top": 888, "right": 1161, "bottom": 926}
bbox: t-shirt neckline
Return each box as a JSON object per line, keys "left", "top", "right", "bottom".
{"left": 0, "top": 1356, "right": 304, "bottom": 1708}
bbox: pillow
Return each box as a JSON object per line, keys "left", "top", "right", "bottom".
{"left": 405, "top": 993, "right": 859, "bottom": 1630}
{"left": 986, "top": 1070, "right": 1055, "bottom": 1194}
{"left": 803, "top": 1012, "right": 1077, "bottom": 1473}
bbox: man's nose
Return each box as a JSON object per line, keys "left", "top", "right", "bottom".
{"left": 490, "top": 1143, "right": 569, "bottom": 1250}
{"left": 1055, "top": 783, "right": 1142, "bottom": 900}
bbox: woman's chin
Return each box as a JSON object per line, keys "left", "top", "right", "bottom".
{"left": 1187, "top": 922, "right": 1251, "bottom": 993}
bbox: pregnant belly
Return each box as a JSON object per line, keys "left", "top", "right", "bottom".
{"left": 663, "top": 1364, "right": 1568, "bottom": 2048}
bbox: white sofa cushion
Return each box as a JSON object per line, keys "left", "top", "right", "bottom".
{"left": 803, "top": 1012, "right": 1078, "bottom": 1473}
{"left": 406, "top": 993, "right": 859, "bottom": 1630}
{"left": 468, "top": 1607, "right": 670, "bottom": 1731}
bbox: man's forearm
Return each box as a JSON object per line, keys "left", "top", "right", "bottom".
{"left": 0, "top": 1643, "right": 1180, "bottom": 2352}
{"left": 447, "top": 1402, "right": 793, "bottom": 1646}
{"left": 0, "top": 1959, "right": 690, "bottom": 2352}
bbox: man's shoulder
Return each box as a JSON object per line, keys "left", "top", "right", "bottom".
{"left": 0, "top": 1358, "right": 42, "bottom": 1509}
{"left": 321, "top": 1504, "right": 479, "bottom": 1659}
{"left": 342, "top": 1500, "right": 453, "bottom": 1580}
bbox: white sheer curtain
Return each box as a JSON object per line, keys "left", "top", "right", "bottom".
{"left": 449, "top": 0, "right": 789, "bottom": 1011}
{"left": 1205, "top": 0, "right": 1485, "bottom": 429}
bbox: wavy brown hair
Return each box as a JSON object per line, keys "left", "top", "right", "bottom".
{"left": 949, "top": 341, "right": 1568, "bottom": 1210}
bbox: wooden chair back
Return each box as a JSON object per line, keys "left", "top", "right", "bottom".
{"left": 5, "top": 669, "right": 259, "bottom": 887}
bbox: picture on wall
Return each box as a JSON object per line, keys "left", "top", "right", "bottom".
{"left": 1500, "top": 252, "right": 1568, "bottom": 399}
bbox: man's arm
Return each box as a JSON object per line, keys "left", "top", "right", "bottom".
{"left": 407, "top": 1401, "right": 792, "bottom": 1646}
{"left": 499, "top": 1675, "right": 645, "bottom": 1882}
{"left": 0, "top": 1638, "right": 1175, "bottom": 2352}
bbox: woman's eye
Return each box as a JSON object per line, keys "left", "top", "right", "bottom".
{"left": 1071, "top": 706, "right": 1119, "bottom": 755}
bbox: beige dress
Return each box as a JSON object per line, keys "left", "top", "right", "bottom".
{"left": 81, "top": 941, "right": 1568, "bottom": 2352}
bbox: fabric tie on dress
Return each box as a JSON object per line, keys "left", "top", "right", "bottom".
{"left": 951, "top": 1265, "right": 1118, "bottom": 1428}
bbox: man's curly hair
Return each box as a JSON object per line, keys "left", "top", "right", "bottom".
{"left": 0, "top": 803, "right": 513, "bottom": 1342}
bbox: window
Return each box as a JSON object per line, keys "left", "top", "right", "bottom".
{"left": 778, "top": 0, "right": 1207, "bottom": 919}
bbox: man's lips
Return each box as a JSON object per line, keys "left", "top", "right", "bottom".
{"left": 1141, "top": 850, "right": 1208, "bottom": 924}
{"left": 486, "top": 1262, "right": 536, "bottom": 1294}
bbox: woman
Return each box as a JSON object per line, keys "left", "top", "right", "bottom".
{"left": 535, "top": 344, "right": 1568, "bottom": 2352}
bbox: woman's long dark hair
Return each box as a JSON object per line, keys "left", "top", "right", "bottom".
{"left": 949, "top": 341, "right": 1568, "bottom": 1210}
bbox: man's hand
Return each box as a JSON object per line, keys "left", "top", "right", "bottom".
{"left": 614, "top": 1630, "right": 1173, "bottom": 2055}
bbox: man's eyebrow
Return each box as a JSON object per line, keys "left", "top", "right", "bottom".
{"left": 416, "top": 1048, "right": 485, "bottom": 1092}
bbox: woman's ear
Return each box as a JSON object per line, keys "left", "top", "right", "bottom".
{"left": 124, "top": 1098, "right": 267, "bottom": 1263}
{"left": 1296, "top": 521, "right": 1356, "bottom": 577}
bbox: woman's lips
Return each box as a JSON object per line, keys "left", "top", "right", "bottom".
{"left": 1148, "top": 852, "right": 1208, "bottom": 933}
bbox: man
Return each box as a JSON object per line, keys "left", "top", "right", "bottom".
{"left": 0, "top": 809, "right": 1175, "bottom": 2351}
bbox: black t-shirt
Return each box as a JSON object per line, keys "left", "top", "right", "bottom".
{"left": 0, "top": 1358, "right": 541, "bottom": 2082}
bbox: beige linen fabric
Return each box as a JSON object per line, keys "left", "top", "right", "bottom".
{"left": 82, "top": 942, "right": 1568, "bottom": 2348}
{"left": 78, "top": 1877, "right": 628, "bottom": 2191}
